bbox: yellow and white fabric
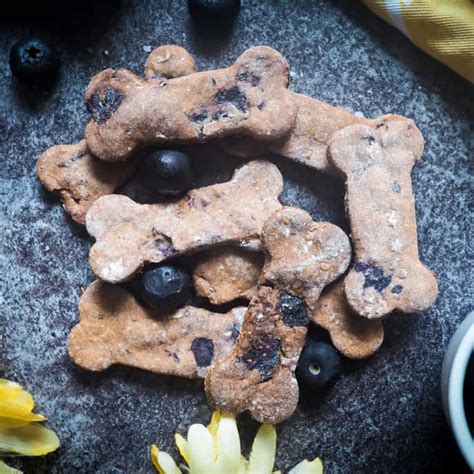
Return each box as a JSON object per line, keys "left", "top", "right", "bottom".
{"left": 363, "top": 0, "right": 474, "bottom": 82}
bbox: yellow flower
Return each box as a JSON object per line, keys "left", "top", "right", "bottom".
{"left": 150, "top": 411, "right": 323, "bottom": 474}
{"left": 0, "top": 379, "right": 60, "bottom": 473}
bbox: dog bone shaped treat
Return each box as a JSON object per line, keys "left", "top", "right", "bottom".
{"left": 68, "top": 280, "right": 245, "bottom": 378}
{"left": 195, "top": 247, "right": 383, "bottom": 358}
{"left": 205, "top": 208, "right": 351, "bottom": 423}
{"left": 37, "top": 140, "right": 136, "bottom": 224}
{"left": 329, "top": 119, "right": 438, "bottom": 318}
{"left": 193, "top": 247, "right": 264, "bottom": 305}
{"left": 86, "top": 160, "right": 283, "bottom": 283}
{"left": 220, "top": 92, "right": 406, "bottom": 176}
{"left": 84, "top": 46, "right": 297, "bottom": 161}
{"left": 314, "top": 281, "right": 384, "bottom": 359}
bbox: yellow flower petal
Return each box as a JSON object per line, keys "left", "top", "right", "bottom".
{"left": 174, "top": 434, "right": 189, "bottom": 464}
{"left": 247, "top": 424, "right": 276, "bottom": 474}
{"left": 186, "top": 424, "right": 215, "bottom": 474}
{"left": 214, "top": 413, "right": 241, "bottom": 473}
{"left": 207, "top": 411, "right": 221, "bottom": 459}
{"left": 288, "top": 458, "right": 324, "bottom": 474}
{"left": 0, "top": 459, "right": 22, "bottom": 474}
{"left": 0, "top": 424, "right": 59, "bottom": 456}
{"left": 0, "top": 380, "right": 22, "bottom": 392}
{"left": 150, "top": 444, "right": 181, "bottom": 474}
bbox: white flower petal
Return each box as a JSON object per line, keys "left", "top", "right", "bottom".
{"left": 288, "top": 458, "right": 323, "bottom": 474}
{"left": 247, "top": 424, "right": 276, "bottom": 474}
{"left": 158, "top": 451, "right": 181, "bottom": 474}
{"left": 186, "top": 424, "right": 215, "bottom": 474}
{"left": 214, "top": 413, "right": 241, "bottom": 473}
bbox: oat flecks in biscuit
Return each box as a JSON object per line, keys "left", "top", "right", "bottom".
{"left": 144, "top": 44, "right": 196, "bottom": 80}
{"left": 86, "top": 160, "right": 283, "bottom": 284}
{"left": 84, "top": 46, "right": 297, "bottom": 161}
{"left": 220, "top": 92, "right": 407, "bottom": 175}
{"left": 193, "top": 247, "right": 263, "bottom": 304}
{"left": 205, "top": 208, "right": 351, "bottom": 424}
{"left": 329, "top": 119, "right": 438, "bottom": 319}
{"left": 314, "top": 280, "right": 384, "bottom": 359}
{"left": 37, "top": 140, "right": 136, "bottom": 224}
{"left": 67, "top": 280, "right": 245, "bottom": 378}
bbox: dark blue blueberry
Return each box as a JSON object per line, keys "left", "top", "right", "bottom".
{"left": 9, "top": 38, "right": 59, "bottom": 87}
{"left": 296, "top": 341, "right": 343, "bottom": 389}
{"left": 391, "top": 284, "right": 403, "bottom": 294}
{"left": 354, "top": 261, "right": 392, "bottom": 292}
{"left": 144, "top": 150, "right": 194, "bottom": 196}
{"left": 188, "top": 0, "right": 240, "bottom": 30}
{"left": 137, "top": 265, "right": 191, "bottom": 311}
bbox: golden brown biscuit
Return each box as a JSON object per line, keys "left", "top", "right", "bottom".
{"left": 205, "top": 208, "right": 351, "bottom": 423}
{"left": 329, "top": 119, "right": 438, "bottom": 318}
{"left": 37, "top": 140, "right": 135, "bottom": 224}
{"left": 193, "top": 247, "right": 263, "bottom": 305}
{"left": 86, "top": 160, "right": 283, "bottom": 283}
{"left": 84, "top": 46, "right": 297, "bottom": 161}
{"left": 68, "top": 280, "right": 245, "bottom": 378}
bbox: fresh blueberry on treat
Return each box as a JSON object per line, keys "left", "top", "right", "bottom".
{"left": 296, "top": 341, "right": 343, "bottom": 389}
{"left": 188, "top": 0, "right": 240, "bottom": 28}
{"left": 138, "top": 265, "right": 191, "bottom": 311}
{"left": 9, "top": 38, "right": 59, "bottom": 87}
{"left": 144, "top": 150, "right": 194, "bottom": 196}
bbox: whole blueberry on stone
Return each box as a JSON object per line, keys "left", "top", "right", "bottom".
{"left": 9, "top": 38, "right": 59, "bottom": 87}
{"left": 144, "top": 150, "right": 194, "bottom": 196}
{"left": 296, "top": 341, "right": 343, "bottom": 389}
{"left": 138, "top": 265, "right": 191, "bottom": 311}
{"left": 188, "top": 0, "right": 240, "bottom": 29}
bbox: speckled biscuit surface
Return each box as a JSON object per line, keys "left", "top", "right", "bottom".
{"left": 84, "top": 46, "right": 297, "bottom": 161}
{"left": 193, "top": 247, "right": 263, "bottom": 305}
{"left": 86, "top": 160, "right": 283, "bottom": 283}
{"left": 68, "top": 280, "right": 245, "bottom": 378}
{"left": 220, "top": 93, "right": 406, "bottom": 175}
{"left": 205, "top": 208, "right": 351, "bottom": 423}
{"left": 37, "top": 140, "right": 136, "bottom": 224}
{"left": 314, "top": 281, "right": 384, "bottom": 359}
{"left": 144, "top": 44, "right": 196, "bottom": 80}
{"left": 329, "top": 119, "right": 438, "bottom": 319}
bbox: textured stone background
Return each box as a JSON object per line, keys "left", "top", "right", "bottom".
{"left": 1, "top": 1, "right": 473, "bottom": 473}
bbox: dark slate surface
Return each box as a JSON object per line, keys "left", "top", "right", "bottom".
{"left": 1, "top": 1, "right": 473, "bottom": 473}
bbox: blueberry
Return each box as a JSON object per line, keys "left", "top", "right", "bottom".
{"left": 144, "top": 150, "right": 194, "bottom": 196}
{"left": 188, "top": 0, "right": 240, "bottom": 29}
{"left": 296, "top": 341, "right": 343, "bottom": 389}
{"left": 9, "top": 38, "right": 59, "bottom": 87}
{"left": 136, "top": 265, "right": 191, "bottom": 311}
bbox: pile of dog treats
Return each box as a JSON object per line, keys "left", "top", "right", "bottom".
{"left": 37, "top": 45, "right": 438, "bottom": 424}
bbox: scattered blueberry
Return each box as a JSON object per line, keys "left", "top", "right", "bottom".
{"left": 143, "top": 150, "right": 194, "bottom": 196}
{"left": 9, "top": 38, "right": 59, "bottom": 87}
{"left": 188, "top": 0, "right": 240, "bottom": 30}
{"left": 296, "top": 341, "right": 343, "bottom": 389}
{"left": 136, "top": 265, "right": 191, "bottom": 311}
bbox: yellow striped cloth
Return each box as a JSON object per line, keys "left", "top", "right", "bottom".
{"left": 362, "top": 0, "right": 474, "bottom": 83}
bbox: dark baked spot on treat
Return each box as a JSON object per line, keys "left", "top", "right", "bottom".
{"left": 190, "top": 109, "right": 208, "bottom": 123}
{"left": 279, "top": 293, "right": 309, "bottom": 327}
{"left": 151, "top": 231, "right": 176, "bottom": 257}
{"left": 230, "top": 323, "right": 240, "bottom": 342}
{"left": 239, "top": 337, "right": 281, "bottom": 382}
{"left": 191, "top": 337, "right": 214, "bottom": 367}
{"left": 362, "top": 135, "right": 375, "bottom": 145}
{"left": 211, "top": 234, "right": 222, "bottom": 243}
{"left": 354, "top": 261, "right": 392, "bottom": 292}
{"left": 211, "top": 78, "right": 217, "bottom": 86}
{"left": 375, "top": 122, "right": 385, "bottom": 129}
{"left": 391, "top": 284, "right": 403, "bottom": 294}
{"left": 392, "top": 180, "right": 401, "bottom": 193}
{"left": 257, "top": 101, "right": 265, "bottom": 110}
{"left": 215, "top": 86, "right": 248, "bottom": 113}
{"left": 165, "top": 349, "right": 180, "bottom": 363}
{"left": 86, "top": 88, "right": 124, "bottom": 123}
{"left": 236, "top": 70, "right": 260, "bottom": 86}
